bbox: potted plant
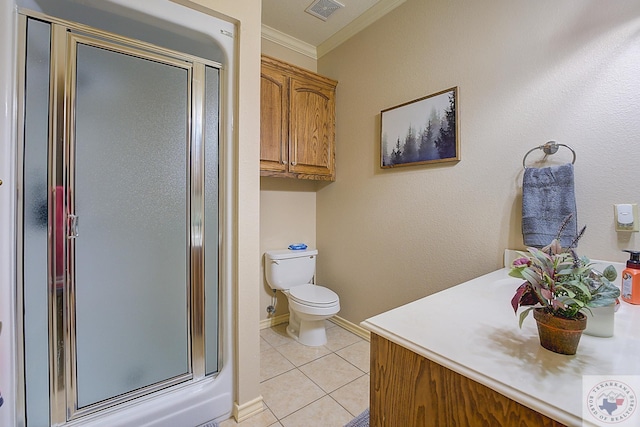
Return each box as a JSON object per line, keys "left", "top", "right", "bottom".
{"left": 509, "top": 220, "right": 620, "bottom": 355}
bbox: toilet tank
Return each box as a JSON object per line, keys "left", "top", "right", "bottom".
{"left": 264, "top": 249, "right": 318, "bottom": 290}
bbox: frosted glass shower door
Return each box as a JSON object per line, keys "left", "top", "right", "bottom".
{"left": 72, "top": 43, "right": 189, "bottom": 408}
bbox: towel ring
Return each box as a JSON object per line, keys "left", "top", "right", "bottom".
{"left": 522, "top": 141, "right": 576, "bottom": 169}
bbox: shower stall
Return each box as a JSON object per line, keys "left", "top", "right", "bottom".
{"left": 4, "top": 1, "right": 235, "bottom": 426}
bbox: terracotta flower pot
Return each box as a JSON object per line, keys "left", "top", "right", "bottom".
{"left": 533, "top": 308, "right": 587, "bottom": 355}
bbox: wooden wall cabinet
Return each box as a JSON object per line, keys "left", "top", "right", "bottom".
{"left": 260, "top": 55, "right": 337, "bottom": 181}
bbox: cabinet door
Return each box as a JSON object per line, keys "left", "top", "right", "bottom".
{"left": 260, "top": 65, "right": 289, "bottom": 172}
{"left": 289, "top": 76, "right": 335, "bottom": 179}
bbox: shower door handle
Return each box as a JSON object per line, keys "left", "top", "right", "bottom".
{"left": 68, "top": 214, "right": 79, "bottom": 239}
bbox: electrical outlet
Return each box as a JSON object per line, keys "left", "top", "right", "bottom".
{"left": 614, "top": 203, "right": 639, "bottom": 232}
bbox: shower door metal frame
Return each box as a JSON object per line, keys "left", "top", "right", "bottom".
{"left": 16, "top": 11, "right": 222, "bottom": 426}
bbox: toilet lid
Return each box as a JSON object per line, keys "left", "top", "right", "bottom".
{"left": 289, "top": 284, "right": 339, "bottom": 306}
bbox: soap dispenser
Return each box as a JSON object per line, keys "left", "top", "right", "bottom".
{"left": 621, "top": 250, "right": 640, "bottom": 304}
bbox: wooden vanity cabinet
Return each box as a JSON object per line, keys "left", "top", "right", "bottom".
{"left": 369, "top": 334, "right": 566, "bottom": 427}
{"left": 260, "top": 55, "right": 337, "bottom": 181}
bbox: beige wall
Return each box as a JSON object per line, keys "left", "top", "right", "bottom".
{"left": 260, "top": 178, "right": 318, "bottom": 320}
{"left": 259, "top": 42, "right": 319, "bottom": 323}
{"left": 181, "top": 0, "right": 262, "bottom": 415}
{"left": 316, "top": 0, "right": 640, "bottom": 324}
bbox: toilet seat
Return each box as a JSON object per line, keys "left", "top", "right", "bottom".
{"left": 289, "top": 284, "right": 339, "bottom": 307}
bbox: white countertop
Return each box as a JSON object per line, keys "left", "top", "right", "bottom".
{"left": 361, "top": 264, "right": 640, "bottom": 427}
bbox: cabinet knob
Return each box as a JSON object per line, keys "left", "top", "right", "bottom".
{"left": 282, "top": 160, "right": 287, "bottom": 165}
{"left": 291, "top": 161, "right": 297, "bottom": 166}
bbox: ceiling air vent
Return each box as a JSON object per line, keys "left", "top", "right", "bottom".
{"left": 305, "top": 0, "right": 344, "bottom": 21}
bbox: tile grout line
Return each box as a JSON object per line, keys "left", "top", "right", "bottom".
{"left": 271, "top": 359, "right": 367, "bottom": 423}
{"left": 275, "top": 347, "right": 367, "bottom": 423}
{"left": 256, "top": 324, "right": 369, "bottom": 426}
{"left": 332, "top": 350, "right": 368, "bottom": 375}
{"left": 327, "top": 393, "right": 360, "bottom": 418}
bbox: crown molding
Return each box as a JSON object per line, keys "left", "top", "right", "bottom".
{"left": 317, "top": 0, "right": 406, "bottom": 58}
{"left": 261, "top": 25, "right": 318, "bottom": 60}
{"left": 261, "top": 0, "right": 406, "bottom": 60}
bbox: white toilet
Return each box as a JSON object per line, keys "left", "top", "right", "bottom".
{"left": 264, "top": 248, "right": 340, "bottom": 346}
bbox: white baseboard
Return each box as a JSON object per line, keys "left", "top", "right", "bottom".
{"left": 329, "top": 316, "right": 370, "bottom": 341}
{"left": 259, "top": 313, "right": 289, "bottom": 330}
{"left": 233, "top": 395, "right": 264, "bottom": 423}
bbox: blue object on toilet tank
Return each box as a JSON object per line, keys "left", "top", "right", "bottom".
{"left": 288, "top": 243, "right": 307, "bottom": 250}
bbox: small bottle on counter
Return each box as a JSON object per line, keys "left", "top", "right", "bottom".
{"left": 621, "top": 250, "right": 640, "bottom": 304}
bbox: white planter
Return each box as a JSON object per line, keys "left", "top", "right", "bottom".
{"left": 583, "top": 303, "right": 616, "bottom": 337}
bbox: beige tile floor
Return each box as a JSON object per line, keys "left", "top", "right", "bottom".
{"left": 219, "top": 321, "right": 370, "bottom": 427}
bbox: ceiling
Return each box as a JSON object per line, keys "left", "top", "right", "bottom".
{"left": 261, "top": 0, "right": 406, "bottom": 59}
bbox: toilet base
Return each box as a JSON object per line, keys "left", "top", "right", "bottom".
{"left": 287, "top": 312, "right": 330, "bottom": 346}
{"left": 286, "top": 320, "right": 327, "bottom": 346}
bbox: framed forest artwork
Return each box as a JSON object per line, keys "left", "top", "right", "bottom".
{"left": 380, "top": 87, "right": 459, "bottom": 168}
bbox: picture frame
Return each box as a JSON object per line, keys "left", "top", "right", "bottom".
{"left": 380, "top": 87, "right": 459, "bottom": 168}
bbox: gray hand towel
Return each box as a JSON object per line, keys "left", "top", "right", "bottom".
{"left": 522, "top": 163, "right": 577, "bottom": 248}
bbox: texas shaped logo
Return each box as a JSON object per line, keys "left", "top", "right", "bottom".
{"left": 599, "top": 392, "right": 626, "bottom": 416}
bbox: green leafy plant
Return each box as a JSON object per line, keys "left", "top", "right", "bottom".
{"left": 510, "top": 217, "right": 620, "bottom": 327}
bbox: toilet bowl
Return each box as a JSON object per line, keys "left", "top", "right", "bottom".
{"left": 264, "top": 249, "right": 340, "bottom": 346}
